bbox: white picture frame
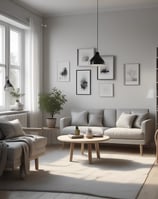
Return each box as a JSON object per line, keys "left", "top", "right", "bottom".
{"left": 97, "top": 56, "right": 114, "bottom": 80}
{"left": 99, "top": 83, "right": 114, "bottom": 97}
{"left": 57, "top": 61, "right": 70, "bottom": 82}
{"left": 77, "top": 48, "right": 95, "bottom": 66}
{"left": 124, "top": 63, "right": 140, "bottom": 85}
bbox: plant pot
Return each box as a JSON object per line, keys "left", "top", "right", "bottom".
{"left": 46, "top": 118, "right": 56, "bottom": 128}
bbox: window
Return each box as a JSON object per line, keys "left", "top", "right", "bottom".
{"left": 0, "top": 22, "right": 24, "bottom": 110}
{"left": 0, "top": 24, "right": 5, "bottom": 107}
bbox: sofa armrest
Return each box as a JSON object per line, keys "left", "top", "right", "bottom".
{"left": 60, "top": 117, "right": 71, "bottom": 132}
{"left": 141, "top": 119, "right": 154, "bottom": 144}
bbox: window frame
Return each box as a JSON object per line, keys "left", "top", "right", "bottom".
{"left": 0, "top": 21, "right": 25, "bottom": 110}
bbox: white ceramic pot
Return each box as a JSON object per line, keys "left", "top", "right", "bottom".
{"left": 46, "top": 118, "right": 56, "bottom": 128}
{"left": 10, "top": 100, "right": 24, "bottom": 111}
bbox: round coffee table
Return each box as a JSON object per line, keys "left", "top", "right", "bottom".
{"left": 57, "top": 135, "right": 110, "bottom": 164}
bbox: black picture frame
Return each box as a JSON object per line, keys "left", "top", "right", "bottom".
{"left": 76, "top": 70, "right": 91, "bottom": 95}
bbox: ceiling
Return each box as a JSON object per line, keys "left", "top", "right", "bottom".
{"left": 13, "top": 0, "right": 158, "bottom": 17}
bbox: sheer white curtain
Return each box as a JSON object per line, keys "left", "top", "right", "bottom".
{"left": 25, "top": 17, "right": 43, "bottom": 127}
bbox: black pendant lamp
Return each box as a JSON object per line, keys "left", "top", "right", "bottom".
{"left": 4, "top": 77, "right": 14, "bottom": 91}
{"left": 90, "top": 0, "right": 104, "bottom": 65}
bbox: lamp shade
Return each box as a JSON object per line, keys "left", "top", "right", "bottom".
{"left": 4, "top": 79, "right": 14, "bottom": 91}
{"left": 90, "top": 51, "right": 104, "bottom": 65}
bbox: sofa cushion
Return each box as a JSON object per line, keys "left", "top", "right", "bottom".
{"left": 116, "top": 109, "right": 131, "bottom": 119}
{"left": 116, "top": 113, "right": 136, "bottom": 128}
{"left": 103, "top": 109, "right": 116, "bottom": 127}
{"left": 0, "top": 119, "right": 25, "bottom": 139}
{"left": 71, "top": 111, "right": 88, "bottom": 126}
{"left": 132, "top": 112, "right": 149, "bottom": 128}
{"left": 88, "top": 112, "right": 103, "bottom": 126}
{"left": 104, "top": 127, "right": 143, "bottom": 139}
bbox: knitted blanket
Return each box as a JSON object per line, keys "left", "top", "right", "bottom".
{"left": 0, "top": 135, "right": 37, "bottom": 178}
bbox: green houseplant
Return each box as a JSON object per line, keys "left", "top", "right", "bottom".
{"left": 10, "top": 88, "right": 25, "bottom": 102}
{"left": 39, "top": 88, "right": 67, "bottom": 128}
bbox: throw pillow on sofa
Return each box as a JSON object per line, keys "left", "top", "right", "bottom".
{"left": 71, "top": 111, "right": 88, "bottom": 126}
{"left": 116, "top": 112, "right": 136, "bottom": 128}
{"left": 131, "top": 112, "right": 149, "bottom": 128}
{"left": 88, "top": 113, "right": 103, "bottom": 126}
{"left": 0, "top": 119, "right": 25, "bottom": 139}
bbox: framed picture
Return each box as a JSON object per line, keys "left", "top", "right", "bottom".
{"left": 77, "top": 48, "right": 95, "bottom": 66}
{"left": 97, "top": 56, "right": 114, "bottom": 80}
{"left": 76, "top": 70, "right": 91, "bottom": 95}
{"left": 99, "top": 83, "right": 114, "bottom": 97}
{"left": 124, "top": 63, "right": 140, "bottom": 85}
{"left": 57, "top": 61, "right": 70, "bottom": 81}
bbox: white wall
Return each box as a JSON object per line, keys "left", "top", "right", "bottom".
{"left": 43, "top": 7, "right": 158, "bottom": 124}
{"left": 0, "top": 0, "right": 42, "bottom": 25}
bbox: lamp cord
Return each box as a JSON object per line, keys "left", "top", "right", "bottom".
{"left": 97, "top": 0, "right": 98, "bottom": 51}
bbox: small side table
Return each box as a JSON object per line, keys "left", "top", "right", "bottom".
{"left": 155, "top": 129, "right": 158, "bottom": 163}
{"left": 40, "top": 127, "right": 60, "bottom": 146}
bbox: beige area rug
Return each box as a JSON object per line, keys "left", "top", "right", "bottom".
{"left": 0, "top": 146, "right": 155, "bottom": 199}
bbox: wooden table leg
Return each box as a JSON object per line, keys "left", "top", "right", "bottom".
{"left": 95, "top": 143, "right": 100, "bottom": 159}
{"left": 81, "top": 143, "right": 84, "bottom": 154}
{"left": 88, "top": 143, "right": 92, "bottom": 164}
{"left": 70, "top": 143, "right": 74, "bottom": 162}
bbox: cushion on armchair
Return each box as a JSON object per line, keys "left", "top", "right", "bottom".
{"left": 0, "top": 119, "right": 25, "bottom": 139}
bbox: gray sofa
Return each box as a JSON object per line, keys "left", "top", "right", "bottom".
{"left": 60, "top": 108, "right": 154, "bottom": 155}
{"left": 0, "top": 113, "right": 47, "bottom": 177}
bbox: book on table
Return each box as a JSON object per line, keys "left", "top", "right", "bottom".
{"left": 68, "top": 134, "right": 84, "bottom": 139}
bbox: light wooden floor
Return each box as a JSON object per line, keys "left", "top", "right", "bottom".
{"left": 0, "top": 146, "right": 158, "bottom": 199}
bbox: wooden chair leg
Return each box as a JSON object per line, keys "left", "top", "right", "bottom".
{"left": 140, "top": 145, "right": 143, "bottom": 156}
{"left": 154, "top": 129, "right": 158, "bottom": 163}
{"left": 156, "top": 148, "right": 158, "bottom": 163}
{"left": 35, "top": 158, "right": 39, "bottom": 170}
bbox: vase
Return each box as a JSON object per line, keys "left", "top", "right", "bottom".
{"left": 10, "top": 100, "right": 24, "bottom": 111}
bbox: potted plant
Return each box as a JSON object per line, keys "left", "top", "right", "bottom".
{"left": 39, "top": 87, "right": 67, "bottom": 128}
{"left": 10, "top": 88, "right": 25, "bottom": 110}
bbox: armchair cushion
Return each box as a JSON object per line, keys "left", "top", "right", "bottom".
{"left": 0, "top": 119, "right": 25, "bottom": 139}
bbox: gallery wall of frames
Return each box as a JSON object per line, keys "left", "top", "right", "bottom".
{"left": 57, "top": 47, "right": 140, "bottom": 98}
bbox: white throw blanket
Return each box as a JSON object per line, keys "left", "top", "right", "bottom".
{"left": 0, "top": 135, "right": 37, "bottom": 177}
